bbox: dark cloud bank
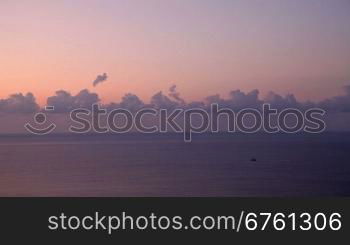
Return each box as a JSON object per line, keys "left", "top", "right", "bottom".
{"left": 0, "top": 92, "right": 39, "bottom": 113}
{"left": 1, "top": 85, "right": 350, "bottom": 133}
{"left": 1, "top": 85, "right": 350, "bottom": 114}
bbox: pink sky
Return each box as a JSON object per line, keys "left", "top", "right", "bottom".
{"left": 1, "top": 0, "right": 350, "bottom": 105}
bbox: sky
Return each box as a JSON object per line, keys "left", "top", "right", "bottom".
{"left": 1, "top": 0, "right": 350, "bottom": 106}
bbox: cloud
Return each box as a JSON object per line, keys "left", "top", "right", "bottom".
{"left": 47, "top": 89, "right": 100, "bottom": 112}
{"left": 46, "top": 90, "right": 75, "bottom": 112}
{"left": 105, "top": 86, "right": 350, "bottom": 113}
{"left": 204, "top": 94, "right": 224, "bottom": 105}
{"left": 204, "top": 89, "right": 262, "bottom": 110}
{"left": 2, "top": 83, "right": 350, "bottom": 133}
{"left": 150, "top": 91, "right": 179, "bottom": 110}
{"left": 1, "top": 84, "right": 350, "bottom": 114}
{"left": 107, "top": 93, "right": 145, "bottom": 111}
{"left": 264, "top": 92, "right": 300, "bottom": 109}
{"left": 0, "top": 92, "right": 39, "bottom": 113}
{"left": 93, "top": 73, "right": 108, "bottom": 87}
{"left": 168, "top": 85, "right": 185, "bottom": 104}
{"left": 74, "top": 89, "right": 100, "bottom": 108}
{"left": 119, "top": 93, "right": 144, "bottom": 111}
{"left": 229, "top": 89, "right": 261, "bottom": 109}
{"left": 318, "top": 85, "right": 350, "bottom": 112}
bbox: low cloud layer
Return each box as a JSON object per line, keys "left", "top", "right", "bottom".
{"left": 107, "top": 93, "right": 145, "bottom": 111}
{"left": 0, "top": 93, "right": 39, "bottom": 113}
{"left": 92, "top": 73, "right": 108, "bottom": 87}
{"left": 47, "top": 89, "right": 99, "bottom": 112}
{"left": 168, "top": 85, "right": 185, "bottom": 105}
{"left": 1, "top": 85, "right": 350, "bottom": 114}
{"left": 204, "top": 89, "right": 262, "bottom": 110}
{"left": 319, "top": 85, "right": 350, "bottom": 112}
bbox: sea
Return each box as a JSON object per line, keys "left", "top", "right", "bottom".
{"left": 0, "top": 133, "right": 349, "bottom": 196}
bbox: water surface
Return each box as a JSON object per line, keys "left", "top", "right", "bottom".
{"left": 0, "top": 133, "right": 349, "bottom": 196}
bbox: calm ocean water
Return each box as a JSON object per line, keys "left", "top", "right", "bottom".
{"left": 0, "top": 133, "right": 349, "bottom": 196}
